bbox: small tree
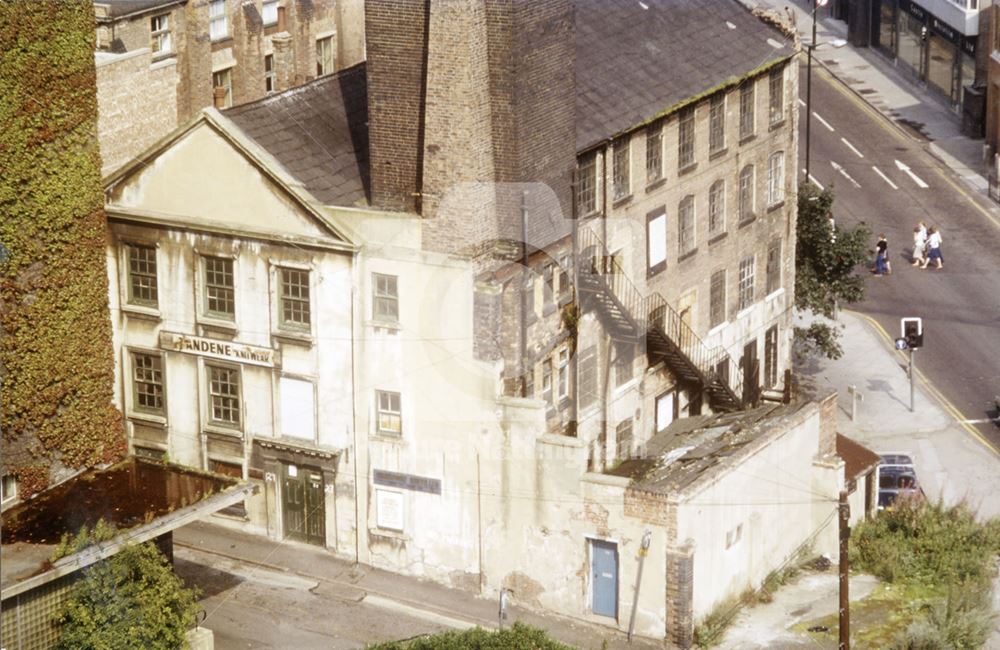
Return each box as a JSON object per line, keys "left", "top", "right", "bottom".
{"left": 55, "top": 540, "right": 200, "bottom": 650}
{"left": 794, "top": 183, "right": 870, "bottom": 359}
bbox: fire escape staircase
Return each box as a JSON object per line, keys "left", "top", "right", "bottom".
{"left": 577, "top": 228, "right": 745, "bottom": 413}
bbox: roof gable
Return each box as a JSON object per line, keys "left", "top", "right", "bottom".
{"left": 106, "top": 121, "right": 342, "bottom": 242}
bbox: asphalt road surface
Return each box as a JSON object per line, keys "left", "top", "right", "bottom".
{"left": 798, "top": 64, "right": 1000, "bottom": 448}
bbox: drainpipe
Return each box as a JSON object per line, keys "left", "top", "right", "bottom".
{"left": 521, "top": 190, "right": 529, "bottom": 397}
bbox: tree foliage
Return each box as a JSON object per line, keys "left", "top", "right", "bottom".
{"left": 0, "top": 0, "right": 125, "bottom": 494}
{"left": 55, "top": 540, "right": 201, "bottom": 650}
{"left": 794, "top": 183, "right": 871, "bottom": 359}
{"left": 365, "top": 622, "right": 577, "bottom": 650}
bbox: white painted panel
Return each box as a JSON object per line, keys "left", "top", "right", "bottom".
{"left": 656, "top": 392, "right": 674, "bottom": 432}
{"left": 376, "top": 489, "right": 404, "bottom": 531}
{"left": 648, "top": 213, "right": 667, "bottom": 268}
{"left": 280, "top": 377, "right": 314, "bottom": 439}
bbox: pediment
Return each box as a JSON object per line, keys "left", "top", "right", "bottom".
{"left": 106, "top": 122, "right": 336, "bottom": 241}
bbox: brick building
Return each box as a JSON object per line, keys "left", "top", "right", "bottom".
{"left": 94, "top": 0, "right": 365, "bottom": 174}
{"left": 97, "top": 1, "right": 835, "bottom": 645}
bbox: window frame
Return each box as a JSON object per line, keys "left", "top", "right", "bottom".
{"left": 738, "top": 164, "right": 755, "bottom": 222}
{"left": 616, "top": 420, "right": 633, "bottom": 460}
{"left": 710, "top": 269, "right": 726, "bottom": 328}
{"left": 557, "top": 347, "right": 569, "bottom": 401}
{"left": 126, "top": 243, "right": 159, "bottom": 308}
{"left": 678, "top": 107, "right": 695, "bottom": 169}
{"left": 278, "top": 266, "right": 311, "bottom": 331}
{"left": 766, "top": 239, "right": 782, "bottom": 295}
{"left": 614, "top": 344, "right": 634, "bottom": 387}
{"left": 316, "top": 35, "right": 334, "bottom": 76}
{"left": 373, "top": 273, "right": 399, "bottom": 323}
{"left": 769, "top": 67, "right": 785, "bottom": 125}
{"left": 646, "top": 209, "right": 667, "bottom": 276}
{"left": 264, "top": 53, "right": 275, "bottom": 93}
{"left": 678, "top": 195, "right": 696, "bottom": 256}
{"left": 612, "top": 136, "right": 631, "bottom": 201}
{"left": 738, "top": 255, "right": 756, "bottom": 311}
{"left": 577, "top": 153, "right": 598, "bottom": 217}
{"left": 709, "top": 93, "right": 726, "bottom": 153}
{"left": 212, "top": 67, "right": 233, "bottom": 108}
{"left": 150, "top": 13, "right": 171, "bottom": 55}
{"left": 262, "top": 0, "right": 278, "bottom": 25}
{"left": 542, "top": 359, "right": 553, "bottom": 406}
{"left": 767, "top": 151, "right": 785, "bottom": 207}
{"left": 207, "top": 363, "right": 242, "bottom": 430}
{"left": 708, "top": 179, "right": 726, "bottom": 237}
{"left": 577, "top": 346, "right": 598, "bottom": 411}
{"left": 1, "top": 474, "right": 16, "bottom": 505}
{"left": 375, "top": 390, "right": 402, "bottom": 436}
{"left": 739, "top": 80, "right": 755, "bottom": 138}
{"left": 202, "top": 255, "right": 236, "bottom": 321}
{"left": 646, "top": 121, "right": 663, "bottom": 184}
{"left": 209, "top": 0, "right": 228, "bottom": 41}
{"left": 131, "top": 351, "right": 166, "bottom": 416}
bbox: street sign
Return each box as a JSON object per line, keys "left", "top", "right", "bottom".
{"left": 901, "top": 318, "right": 923, "bottom": 349}
{"left": 894, "top": 338, "right": 908, "bottom": 351}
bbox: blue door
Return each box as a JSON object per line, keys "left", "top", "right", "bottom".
{"left": 591, "top": 539, "right": 619, "bottom": 618}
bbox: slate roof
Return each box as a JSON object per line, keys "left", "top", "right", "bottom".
{"left": 225, "top": 63, "right": 370, "bottom": 208}
{"left": 836, "top": 433, "right": 881, "bottom": 481}
{"left": 575, "top": 0, "right": 794, "bottom": 151}
{"left": 95, "top": 0, "right": 184, "bottom": 20}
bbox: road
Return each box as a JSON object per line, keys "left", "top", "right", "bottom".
{"left": 799, "top": 64, "right": 1000, "bottom": 447}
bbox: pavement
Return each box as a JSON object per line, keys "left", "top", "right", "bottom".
{"left": 174, "top": 520, "right": 664, "bottom": 650}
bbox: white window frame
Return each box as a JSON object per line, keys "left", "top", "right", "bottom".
{"left": 738, "top": 255, "right": 756, "bottom": 312}
{"left": 557, "top": 347, "right": 569, "bottom": 400}
{"left": 577, "top": 153, "right": 598, "bottom": 217}
{"left": 212, "top": 67, "right": 233, "bottom": 109}
{"left": 2, "top": 474, "right": 18, "bottom": 506}
{"left": 373, "top": 273, "right": 399, "bottom": 323}
{"left": 678, "top": 195, "right": 695, "bottom": 256}
{"left": 316, "top": 35, "right": 334, "bottom": 76}
{"left": 710, "top": 269, "right": 726, "bottom": 329}
{"left": 709, "top": 93, "right": 726, "bottom": 153}
{"left": 739, "top": 81, "right": 755, "bottom": 138}
{"left": 647, "top": 210, "right": 667, "bottom": 274}
{"left": 769, "top": 66, "right": 784, "bottom": 125}
{"left": 375, "top": 390, "right": 402, "bottom": 436}
{"left": 738, "top": 165, "right": 755, "bottom": 222}
{"left": 209, "top": 0, "right": 228, "bottom": 41}
{"left": 708, "top": 179, "right": 726, "bottom": 236}
{"left": 150, "top": 13, "right": 171, "bottom": 55}
{"left": 264, "top": 53, "right": 275, "bottom": 93}
{"left": 767, "top": 151, "right": 785, "bottom": 207}
{"left": 206, "top": 362, "right": 242, "bottom": 431}
{"left": 612, "top": 136, "right": 630, "bottom": 201}
{"left": 262, "top": 0, "right": 278, "bottom": 25}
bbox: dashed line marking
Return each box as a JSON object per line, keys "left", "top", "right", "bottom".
{"left": 831, "top": 160, "right": 860, "bottom": 188}
{"left": 804, "top": 172, "right": 824, "bottom": 190}
{"left": 798, "top": 98, "right": 807, "bottom": 107}
{"left": 813, "top": 112, "right": 835, "bottom": 132}
{"left": 841, "top": 137, "right": 864, "bottom": 158}
{"left": 872, "top": 166, "right": 898, "bottom": 190}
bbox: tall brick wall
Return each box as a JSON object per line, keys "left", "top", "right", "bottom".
{"left": 366, "top": 0, "right": 429, "bottom": 213}
{"left": 666, "top": 542, "right": 695, "bottom": 648}
{"left": 96, "top": 50, "right": 178, "bottom": 175}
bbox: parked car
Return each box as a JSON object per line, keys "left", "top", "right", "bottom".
{"left": 875, "top": 453, "right": 921, "bottom": 510}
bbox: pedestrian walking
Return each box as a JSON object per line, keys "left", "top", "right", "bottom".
{"left": 921, "top": 226, "right": 943, "bottom": 269}
{"left": 911, "top": 224, "right": 927, "bottom": 267}
{"left": 873, "top": 233, "right": 890, "bottom": 275}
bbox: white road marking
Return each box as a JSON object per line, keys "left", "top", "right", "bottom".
{"left": 830, "top": 161, "right": 860, "bottom": 188}
{"left": 895, "top": 159, "right": 928, "bottom": 189}
{"left": 807, "top": 173, "right": 824, "bottom": 190}
{"left": 959, "top": 417, "right": 1000, "bottom": 425}
{"left": 841, "top": 137, "right": 864, "bottom": 158}
{"left": 872, "top": 166, "right": 898, "bottom": 190}
{"left": 798, "top": 98, "right": 807, "bottom": 107}
{"left": 813, "top": 112, "right": 835, "bottom": 132}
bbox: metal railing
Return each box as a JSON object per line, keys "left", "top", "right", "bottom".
{"left": 577, "top": 227, "right": 743, "bottom": 406}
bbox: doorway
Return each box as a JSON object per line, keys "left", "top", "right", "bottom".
{"left": 590, "top": 539, "right": 619, "bottom": 618}
{"left": 282, "top": 463, "right": 325, "bottom": 546}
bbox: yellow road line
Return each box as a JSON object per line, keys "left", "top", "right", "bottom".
{"left": 848, "top": 310, "right": 1000, "bottom": 457}
{"left": 812, "top": 66, "right": 1000, "bottom": 230}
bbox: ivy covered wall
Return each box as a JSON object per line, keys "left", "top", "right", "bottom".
{"left": 0, "top": 1, "right": 125, "bottom": 496}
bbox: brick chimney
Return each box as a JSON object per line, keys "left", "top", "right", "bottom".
{"left": 271, "top": 6, "right": 294, "bottom": 92}
{"left": 365, "top": 0, "right": 576, "bottom": 254}
{"left": 213, "top": 86, "right": 228, "bottom": 109}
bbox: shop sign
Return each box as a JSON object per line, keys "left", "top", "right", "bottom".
{"left": 159, "top": 331, "right": 280, "bottom": 368}
{"left": 373, "top": 469, "right": 442, "bottom": 495}
{"left": 962, "top": 36, "right": 976, "bottom": 57}
{"left": 901, "top": 0, "right": 926, "bottom": 21}
{"left": 930, "top": 17, "right": 957, "bottom": 43}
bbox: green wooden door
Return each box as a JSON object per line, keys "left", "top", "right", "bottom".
{"left": 282, "top": 464, "right": 325, "bottom": 546}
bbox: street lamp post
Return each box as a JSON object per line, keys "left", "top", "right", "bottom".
{"left": 804, "top": 0, "right": 821, "bottom": 183}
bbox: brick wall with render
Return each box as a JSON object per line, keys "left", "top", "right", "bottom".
{"left": 96, "top": 49, "right": 178, "bottom": 175}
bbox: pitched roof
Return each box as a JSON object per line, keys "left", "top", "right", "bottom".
{"left": 95, "top": 0, "right": 184, "bottom": 20}
{"left": 225, "top": 63, "right": 370, "bottom": 208}
{"left": 575, "top": 0, "right": 794, "bottom": 151}
{"left": 836, "top": 433, "right": 881, "bottom": 481}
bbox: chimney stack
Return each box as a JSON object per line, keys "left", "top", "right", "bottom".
{"left": 212, "top": 86, "right": 228, "bottom": 109}
{"left": 277, "top": 4, "right": 286, "bottom": 32}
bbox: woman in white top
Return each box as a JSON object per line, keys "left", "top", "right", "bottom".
{"left": 921, "top": 226, "right": 943, "bottom": 269}
{"left": 911, "top": 225, "right": 927, "bottom": 266}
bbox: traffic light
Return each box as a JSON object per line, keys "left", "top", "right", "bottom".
{"left": 902, "top": 318, "right": 923, "bottom": 349}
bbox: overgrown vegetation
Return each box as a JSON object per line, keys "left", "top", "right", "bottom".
{"left": 0, "top": 1, "right": 125, "bottom": 495}
{"left": 50, "top": 518, "right": 117, "bottom": 562}
{"left": 365, "top": 623, "right": 578, "bottom": 650}
{"left": 54, "top": 540, "right": 201, "bottom": 650}
{"left": 851, "top": 498, "right": 1000, "bottom": 649}
{"left": 794, "top": 182, "right": 871, "bottom": 359}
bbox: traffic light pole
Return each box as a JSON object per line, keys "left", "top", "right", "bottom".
{"left": 909, "top": 348, "right": 915, "bottom": 413}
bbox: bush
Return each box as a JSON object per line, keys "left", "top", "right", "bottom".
{"left": 365, "top": 622, "right": 577, "bottom": 650}
{"left": 55, "top": 541, "right": 200, "bottom": 650}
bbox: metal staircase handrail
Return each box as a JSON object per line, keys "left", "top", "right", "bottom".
{"left": 577, "top": 228, "right": 743, "bottom": 404}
